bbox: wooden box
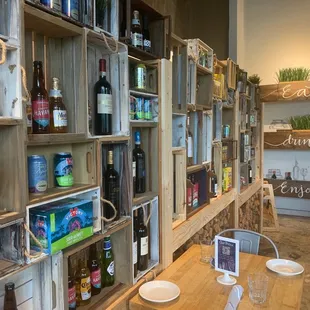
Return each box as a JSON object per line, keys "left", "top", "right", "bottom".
{"left": 0, "top": 0, "right": 20, "bottom": 44}
{"left": 119, "top": 0, "right": 171, "bottom": 60}
{"left": 87, "top": 29, "right": 129, "bottom": 137}
{"left": 25, "top": 186, "right": 101, "bottom": 263}
{"left": 27, "top": 140, "right": 97, "bottom": 205}
{"left": 24, "top": 6, "right": 87, "bottom": 138}
{"left": 132, "top": 196, "right": 159, "bottom": 283}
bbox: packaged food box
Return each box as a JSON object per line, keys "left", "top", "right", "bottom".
{"left": 30, "top": 198, "right": 93, "bottom": 255}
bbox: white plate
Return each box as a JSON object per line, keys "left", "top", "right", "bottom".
{"left": 139, "top": 280, "right": 180, "bottom": 303}
{"left": 266, "top": 259, "right": 304, "bottom": 276}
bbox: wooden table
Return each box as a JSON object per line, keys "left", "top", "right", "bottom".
{"left": 130, "top": 245, "right": 304, "bottom": 310}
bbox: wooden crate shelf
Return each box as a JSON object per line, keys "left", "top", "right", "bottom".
{"left": 130, "top": 120, "right": 158, "bottom": 128}
{"left": 27, "top": 133, "right": 87, "bottom": 145}
{"left": 0, "top": 118, "right": 23, "bottom": 126}
{"left": 133, "top": 191, "right": 158, "bottom": 207}
{"left": 130, "top": 89, "right": 158, "bottom": 98}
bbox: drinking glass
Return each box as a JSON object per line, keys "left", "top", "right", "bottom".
{"left": 200, "top": 240, "right": 212, "bottom": 264}
{"left": 248, "top": 273, "right": 269, "bottom": 304}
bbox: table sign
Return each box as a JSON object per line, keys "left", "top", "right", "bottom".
{"left": 215, "top": 236, "right": 240, "bottom": 285}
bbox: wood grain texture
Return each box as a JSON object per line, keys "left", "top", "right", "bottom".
{"left": 260, "top": 81, "right": 310, "bottom": 103}
{"left": 264, "top": 130, "right": 310, "bottom": 150}
{"left": 265, "top": 179, "right": 310, "bottom": 200}
{"left": 172, "top": 190, "right": 236, "bottom": 252}
{"left": 129, "top": 245, "right": 304, "bottom": 310}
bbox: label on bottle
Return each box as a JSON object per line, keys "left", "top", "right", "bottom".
{"left": 133, "top": 241, "right": 138, "bottom": 264}
{"left": 214, "top": 183, "right": 218, "bottom": 195}
{"left": 187, "top": 187, "right": 192, "bottom": 207}
{"left": 80, "top": 276, "right": 91, "bottom": 301}
{"left": 107, "top": 261, "right": 114, "bottom": 276}
{"left": 143, "top": 39, "right": 151, "bottom": 50}
{"left": 187, "top": 136, "right": 193, "bottom": 157}
{"left": 91, "top": 269, "right": 101, "bottom": 289}
{"left": 140, "top": 236, "right": 148, "bottom": 256}
{"left": 249, "top": 170, "right": 252, "bottom": 178}
{"left": 53, "top": 110, "right": 68, "bottom": 127}
{"left": 246, "top": 113, "right": 249, "bottom": 124}
{"left": 131, "top": 32, "right": 143, "bottom": 47}
{"left": 97, "top": 94, "right": 112, "bottom": 114}
{"left": 132, "top": 161, "right": 136, "bottom": 178}
{"left": 26, "top": 103, "right": 32, "bottom": 129}
{"left": 106, "top": 179, "right": 119, "bottom": 206}
{"left": 132, "top": 19, "right": 140, "bottom": 25}
{"left": 192, "top": 183, "right": 199, "bottom": 208}
{"left": 137, "top": 160, "right": 145, "bottom": 177}
{"left": 32, "top": 100, "right": 50, "bottom": 127}
{"left": 68, "top": 286, "right": 76, "bottom": 308}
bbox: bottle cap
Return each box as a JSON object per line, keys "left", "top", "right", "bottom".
{"left": 33, "top": 61, "right": 42, "bottom": 68}
{"left": 49, "top": 77, "right": 62, "bottom": 97}
{"left": 5, "top": 282, "right": 15, "bottom": 291}
{"left": 135, "top": 131, "right": 141, "bottom": 144}
{"left": 99, "top": 59, "right": 106, "bottom": 72}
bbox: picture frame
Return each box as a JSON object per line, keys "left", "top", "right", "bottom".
{"left": 215, "top": 236, "right": 240, "bottom": 285}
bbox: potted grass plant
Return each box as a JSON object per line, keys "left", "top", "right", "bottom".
{"left": 289, "top": 115, "right": 310, "bottom": 132}
{"left": 276, "top": 67, "right": 310, "bottom": 83}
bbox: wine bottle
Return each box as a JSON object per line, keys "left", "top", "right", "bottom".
{"left": 133, "top": 228, "right": 138, "bottom": 278}
{"left": 248, "top": 163, "right": 253, "bottom": 184}
{"left": 89, "top": 243, "right": 101, "bottom": 296}
{"left": 104, "top": 150, "right": 120, "bottom": 220}
{"left": 142, "top": 15, "right": 151, "bottom": 53}
{"left": 101, "top": 236, "right": 115, "bottom": 287}
{"left": 31, "top": 61, "right": 50, "bottom": 134}
{"left": 271, "top": 171, "right": 277, "bottom": 179}
{"left": 132, "top": 155, "right": 136, "bottom": 198}
{"left": 131, "top": 10, "right": 143, "bottom": 49}
{"left": 95, "top": 59, "right": 112, "bottom": 135}
{"left": 75, "top": 256, "right": 91, "bottom": 307}
{"left": 133, "top": 131, "right": 146, "bottom": 194}
{"left": 210, "top": 167, "right": 218, "bottom": 197}
{"left": 187, "top": 116, "right": 193, "bottom": 166}
{"left": 286, "top": 172, "right": 292, "bottom": 180}
{"left": 137, "top": 207, "right": 148, "bottom": 271}
{"left": 49, "top": 77, "right": 68, "bottom": 133}
{"left": 3, "top": 282, "right": 17, "bottom": 310}
{"left": 68, "top": 259, "right": 77, "bottom": 310}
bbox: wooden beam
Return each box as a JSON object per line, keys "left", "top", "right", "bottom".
{"left": 172, "top": 189, "right": 236, "bottom": 252}
{"left": 238, "top": 180, "right": 262, "bottom": 206}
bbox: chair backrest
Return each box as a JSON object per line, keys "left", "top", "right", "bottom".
{"left": 215, "top": 228, "right": 279, "bottom": 258}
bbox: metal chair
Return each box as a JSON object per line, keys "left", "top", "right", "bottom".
{"left": 215, "top": 228, "right": 279, "bottom": 258}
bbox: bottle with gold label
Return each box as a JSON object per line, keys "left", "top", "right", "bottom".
{"left": 49, "top": 77, "right": 68, "bottom": 133}
{"left": 75, "top": 255, "right": 91, "bottom": 306}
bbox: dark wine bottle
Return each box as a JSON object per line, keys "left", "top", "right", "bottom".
{"left": 248, "top": 164, "right": 253, "bottom": 184}
{"left": 137, "top": 207, "right": 148, "bottom": 271}
{"left": 95, "top": 59, "right": 112, "bottom": 135}
{"left": 142, "top": 15, "right": 151, "bottom": 53}
{"left": 210, "top": 167, "right": 218, "bottom": 197}
{"left": 133, "top": 131, "right": 146, "bottom": 194}
{"left": 133, "top": 228, "right": 138, "bottom": 278}
{"left": 104, "top": 150, "right": 120, "bottom": 220}
{"left": 271, "top": 170, "right": 277, "bottom": 179}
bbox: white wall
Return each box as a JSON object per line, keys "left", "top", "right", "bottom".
{"left": 231, "top": 0, "right": 310, "bottom": 84}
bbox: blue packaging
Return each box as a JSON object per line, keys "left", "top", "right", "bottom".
{"left": 30, "top": 198, "right": 93, "bottom": 254}
{"left": 62, "top": 0, "right": 79, "bottom": 20}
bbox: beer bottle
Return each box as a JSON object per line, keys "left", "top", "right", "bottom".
{"left": 101, "top": 236, "right": 115, "bottom": 287}
{"left": 31, "top": 61, "right": 50, "bottom": 134}
{"left": 75, "top": 255, "right": 91, "bottom": 306}
{"left": 89, "top": 243, "right": 101, "bottom": 295}
{"left": 3, "top": 282, "right": 17, "bottom": 310}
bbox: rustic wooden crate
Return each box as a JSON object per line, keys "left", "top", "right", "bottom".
{"left": 0, "top": 0, "right": 20, "bottom": 44}
{"left": 119, "top": 0, "right": 171, "bottom": 60}
{"left": 27, "top": 140, "right": 97, "bottom": 205}
{"left": 132, "top": 196, "right": 159, "bottom": 283}
{"left": 24, "top": 12, "right": 87, "bottom": 138}
{"left": 87, "top": 29, "right": 129, "bottom": 137}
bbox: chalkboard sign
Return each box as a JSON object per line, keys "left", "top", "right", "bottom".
{"left": 215, "top": 236, "right": 239, "bottom": 285}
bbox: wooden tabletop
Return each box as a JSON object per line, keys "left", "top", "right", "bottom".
{"left": 129, "top": 245, "right": 304, "bottom": 310}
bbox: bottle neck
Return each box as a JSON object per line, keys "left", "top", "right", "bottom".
{"left": 33, "top": 67, "right": 45, "bottom": 89}
{"left": 99, "top": 71, "right": 107, "bottom": 79}
{"left": 135, "top": 142, "right": 141, "bottom": 148}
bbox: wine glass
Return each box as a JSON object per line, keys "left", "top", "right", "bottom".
{"left": 300, "top": 168, "right": 308, "bottom": 181}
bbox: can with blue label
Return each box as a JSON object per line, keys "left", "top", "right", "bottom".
{"left": 62, "top": 0, "right": 79, "bottom": 20}
{"left": 136, "top": 97, "right": 144, "bottom": 120}
{"left": 54, "top": 152, "right": 74, "bottom": 187}
{"left": 144, "top": 99, "right": 152, "bottom": 120}
{"left": 222, "top": 124, "right": 230, "bottom": 139}
{"left": 28, "top": 155, "right": 48, "bottom": 194}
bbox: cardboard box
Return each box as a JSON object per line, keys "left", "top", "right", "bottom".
{"left": 30, "top": 198, "right": 93, "bottom": 254}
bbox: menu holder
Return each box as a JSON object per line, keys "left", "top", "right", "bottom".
{"left": 215, "top": 236, "right": 240, "bottom": 285}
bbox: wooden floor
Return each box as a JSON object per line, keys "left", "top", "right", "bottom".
{"left": 260, "top": 215, "right": 310, "bottom": 310}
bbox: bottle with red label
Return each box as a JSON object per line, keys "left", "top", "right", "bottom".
{"left": 31, "top": 61, "right": 50, "bottom": 134}
{"left": 89, "top": 243, "right": 101, "bottom": 295}
{"left": 68, "top": 258, "right": 76, "bottom": 310}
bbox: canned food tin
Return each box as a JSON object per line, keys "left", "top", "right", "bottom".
{"left": 144, "top": 99, "right": 152, "bottom": 120}
{"left": 130, "top": 96, "right": 136, "bottom": 120}
{"left": 222, "top": 125, "right": 230, "bottom": 138}
{"left": 62, "top": 0, "right": 79, "bottom": 20}
{"left": 54, "top": 153, "right": 74, "bottom": 187}
{"left": 28, "top": 155, "right": 48, "bottom": 194}
{"left": 136, "top": 98, "right": 144, "bottom": 120}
